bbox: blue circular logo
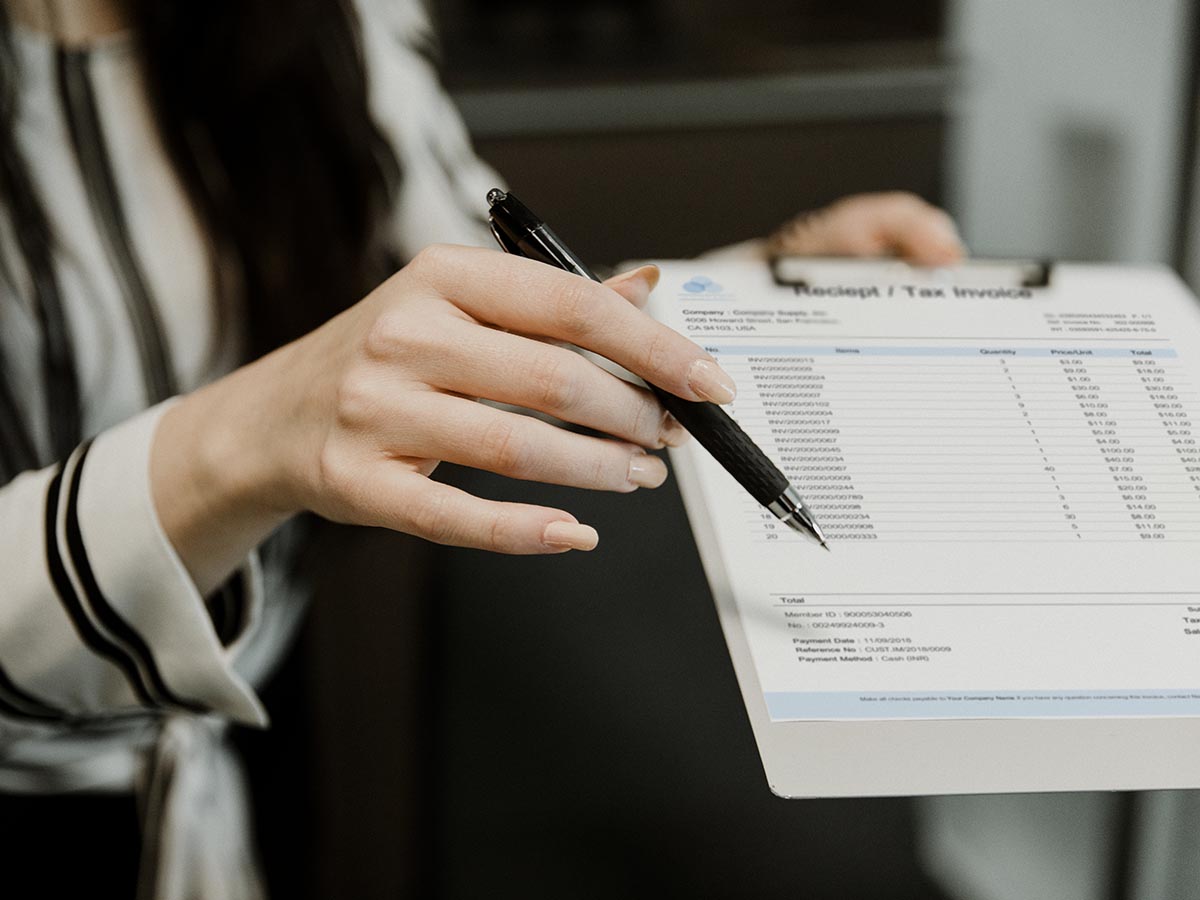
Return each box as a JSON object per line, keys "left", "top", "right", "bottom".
{"left": 682, "top": 276, "right": 722, "bottom": 294}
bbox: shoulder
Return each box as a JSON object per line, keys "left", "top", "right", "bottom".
{"left": 352, "top": 0, "right": 446, "bottom": 126}
{"left": 352, "top": 0, "right": 437, "bottom": 61}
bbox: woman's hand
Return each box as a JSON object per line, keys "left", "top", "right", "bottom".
{"left": 152, "top": 245, "right": 737, "bottom": 593}
{"left": 768, "top": 192, "right": 965, "bottom": 265}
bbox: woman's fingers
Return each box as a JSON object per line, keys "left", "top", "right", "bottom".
{"left": 770, "top": 192, "right": 965, "bottom": 266}
{"left": 407, "top": 245, "right": 737, "bottom": 403}
{"left": 303, "top": 247, "right": 711, "bottom": 555}
{"left": 394, "top": 392, "right": 669, "bottom": 492}
{"left": 358, "top": 473, "right": 599, "bottom": 553}
{"left": 415, "top": 317, "right": 686, "bottom": 448}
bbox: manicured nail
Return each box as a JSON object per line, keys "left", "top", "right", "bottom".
{"left": 542, "top": 520, "right": 599, "bottom": 551}
{"left": 610, "top": 263, "right": 661, "bottom": 291}
{"left": 687, "top": 359, "right": 737, "bottom": 404}
{"left": 627, "top": 452, "right": 668, "bottom": 489}
{"left": 660, "top": 413, "right": 690, "bottom": 447}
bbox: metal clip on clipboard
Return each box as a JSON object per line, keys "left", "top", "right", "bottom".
{"left": 771, "top": 256, "right": 1053, "bottom": 290}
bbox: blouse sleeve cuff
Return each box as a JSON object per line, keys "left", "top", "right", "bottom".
{"left": 72, "top": 402, "right": 268, "bottom": 727}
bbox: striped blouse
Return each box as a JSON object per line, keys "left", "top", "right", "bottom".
{"left": 0, "top": 2, "right": 498, "bottom": 897}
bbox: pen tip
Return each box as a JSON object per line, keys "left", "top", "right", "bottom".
{"left": 486, "top": 188, "right": 507, "bottom": 206}
{"left": 820, "top": 540, "right": 831, "bottom": 552}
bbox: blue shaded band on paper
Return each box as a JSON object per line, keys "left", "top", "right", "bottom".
{"left": 706, "top": 345, "right": 1178, "bottom": 359}
{"left": 764, "top": 689, "right": 1200, "bottom": 720}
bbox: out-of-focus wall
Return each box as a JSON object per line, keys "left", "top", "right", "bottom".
{"left": 946, "top": 0, "right": 1192, "bottom": 263}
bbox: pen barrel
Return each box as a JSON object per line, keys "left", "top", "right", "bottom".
{"left": 649, "top": 385, "right": 789, "bottom": 506}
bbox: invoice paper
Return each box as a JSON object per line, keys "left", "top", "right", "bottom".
{"left": 648, "top": 261, "right": 1200, "bottom": 724}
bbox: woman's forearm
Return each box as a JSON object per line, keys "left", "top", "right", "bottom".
{"left": 150, "top": 349, "right": 298, "bottom": 597}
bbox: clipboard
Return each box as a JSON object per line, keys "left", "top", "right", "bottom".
{"left": 649, "top": 258, "right": 1200, "bottom": 798}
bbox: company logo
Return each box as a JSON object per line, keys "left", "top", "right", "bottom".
{"left": 681, "top": 275, "right": 724, "bottom": 295}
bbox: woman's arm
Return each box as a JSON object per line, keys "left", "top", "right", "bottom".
{"left": 151, "top": 249, "right": 722, "bottom": 596}
{"left": 0, "top": 252, "right": 686, "bottom": 725}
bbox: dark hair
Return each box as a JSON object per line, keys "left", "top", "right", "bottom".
{"left": 0, "top": 0, "right": 400, "bottom": 477}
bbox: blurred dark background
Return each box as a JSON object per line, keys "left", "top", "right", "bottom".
{"left": 438, "top": 0, "right": 948, "bottom": 264}
{"left": 241, "top": 1, "right": 1200, "bottom": 899}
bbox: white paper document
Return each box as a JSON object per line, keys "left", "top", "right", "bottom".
{"left": 648, "top": 261, "right": 1200, "bottom": 726}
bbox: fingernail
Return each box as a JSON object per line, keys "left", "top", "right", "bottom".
{"left": 610, "top": 263, "right": 661, "bottom": 291}
{"left": 627, "top": 452, "right": 668, "bottom": 488}
{"left": 687, "top": 359, "right": 737, "bottom": 404}
{"left": 660, "top": 413, "right": 690, "bottom": 447}
{"left": 542, "top": 520, "right": 599, "bottom": 551}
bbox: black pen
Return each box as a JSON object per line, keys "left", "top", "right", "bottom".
{"left": 486, "top": 189, "right": 829, "bottom": 549}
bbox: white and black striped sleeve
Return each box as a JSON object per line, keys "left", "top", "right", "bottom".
{"left": 0, "top": 402, "right": 266, "bottom": 727}
{"left": 356, "top": 0, "right": 503, "bottom": 256}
